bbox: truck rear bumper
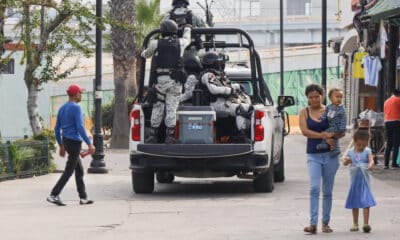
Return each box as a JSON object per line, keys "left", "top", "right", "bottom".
{"left": 130, "top": 144, "right": 268, "bottom": 172}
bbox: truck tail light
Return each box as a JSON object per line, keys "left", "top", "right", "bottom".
{"left": 131, "top": 109, "right": 140, "bottom": 141}
{"left": 254, "top": 110, "right": 264, "bottom": 142}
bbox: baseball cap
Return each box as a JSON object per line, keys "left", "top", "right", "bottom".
{"left": 66, "top": 84, "right": 85, "bottom": 96}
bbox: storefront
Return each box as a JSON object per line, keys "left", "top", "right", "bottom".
{"left": 339, "top": 0, "right": 400, "bottom": 126}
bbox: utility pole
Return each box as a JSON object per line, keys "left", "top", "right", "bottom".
{"left": 322, "top": 0, "right": 327, "bottom": 103}
{"left": 280, "top": 0, "right": 284, "bottom": 95}
{"left": 88, "top": 0, "right": 108, "bottom": 174}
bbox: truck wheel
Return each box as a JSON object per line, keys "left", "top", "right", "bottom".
{"left": 132, "top": 171, "right": 154, "bottom": 194}
{"left": 253, "top": 163, "right": 274, "bottom": 193}
{"left": 274, "top": 148, "right": 285, "bottom": 182}
{"left": 156, "top": 172, "right": 175, "bottom": 183}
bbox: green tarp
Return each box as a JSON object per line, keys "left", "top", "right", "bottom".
{"left": 264, "top": 67, "right": 341, "bottom": 115}
{"left": 365, "top": 0, "right": 400, "bottom": 23}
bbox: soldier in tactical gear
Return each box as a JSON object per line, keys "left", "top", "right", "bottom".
{"left": 164, "top": 0, "right": 206, "bottom": 64}
{"left": 180, "top": 55, "right": 203, "bottom": 103}
{"left": 199, "top": 52, "right": 253, "bottom": 143}
{"left": 164, "top": 0, "right": 207, "bottom": 29}
{"left": 141, "top": 20, "right": 192, "bottom": 144}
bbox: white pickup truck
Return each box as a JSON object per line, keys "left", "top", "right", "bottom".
{"left": 129, "top": 28, "right": 294, "bottom": 194}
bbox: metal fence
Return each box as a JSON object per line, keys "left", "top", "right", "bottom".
{"left": 0, "top": 138, "right": 50, "bottom": 181}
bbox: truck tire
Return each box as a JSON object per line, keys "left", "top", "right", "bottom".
{"left": 253, "top": 163, "right": 274, "bottom": 193}
{"left": 132, "top": 171, "right": 154, "bottom": 194}
{"left": 274, "top": 148, "right": 285, "bottom": 182}
{"left": 156, "top": 172, "right": 175, "bottom": 183}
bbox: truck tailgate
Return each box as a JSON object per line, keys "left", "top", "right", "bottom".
{"left": 136, "top": 144, "right": 253, "bottom": 158}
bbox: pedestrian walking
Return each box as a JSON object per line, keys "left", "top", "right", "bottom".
{"left": 343, "top": 129, "right": 376, "bottom": 233}
{"left": 47, "top": 84, "right": 95, "bottom": 206}
{"left": 316, "top": 88, "right": 346, "bottom": 156}
{"left": 383, "top": 88, "right": 400, "bottom": 169}
{"left": 141, "top": 20, "right": 191, "bottom": 143}
{"left": 299, "top": 84, "right": 343, "bottom": 234}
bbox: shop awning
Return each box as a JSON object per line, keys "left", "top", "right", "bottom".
{"left": 340, "top": 28, "right": 359, "bottom": 54}
{"left": 364, "top": 0, "right": 400, "bottom": 23}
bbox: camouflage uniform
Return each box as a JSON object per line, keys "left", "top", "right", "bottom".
{"left": 164, "top": 6, "right": 206, "bottom": 63}
{"left": 163, "top": 6, "right": 207, "bottom": 28}
{"left": 180, "top": 74, "right": 199, "bottom": 102}
{"left": 141, "top": 27, "right": 191, "bottom": 129}
{"left": 200, "top": 72, "right": 252, "bottom": 131}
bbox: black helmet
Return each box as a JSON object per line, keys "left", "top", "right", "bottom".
{"left": 160, "top": 20, "right": 178, "bottom": 35}
{"left": 201, "top": 52, "right": 225, "bottom": 71}
{"left": 172, "top": 0, "right": 189, "bottom": 6}
{"left": 184, "top": 55, "right": 203, "bottom": 73}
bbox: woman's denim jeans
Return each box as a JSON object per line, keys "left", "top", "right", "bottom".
{"left": 307, "top": 152, "right": 339, "bottom": 226}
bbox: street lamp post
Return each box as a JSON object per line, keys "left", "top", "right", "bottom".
{"left": 88, "top": 0, "right": 108, "bottom": 174}
{"left": 280, "top": 0, "right": 284, "bottom": 95}
{"left": 322, "top": 0, "right": 327, "bottom": 103}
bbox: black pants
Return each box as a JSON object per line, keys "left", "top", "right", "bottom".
{"left": 384, "top": 121, "right": 400, "bottom": 167}
{"left": 51, "top": 138, "right": 87, "bottom": 199}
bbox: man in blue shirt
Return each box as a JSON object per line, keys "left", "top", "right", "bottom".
{"left": 47, "top": 84, "right": 95, "bottom": 206}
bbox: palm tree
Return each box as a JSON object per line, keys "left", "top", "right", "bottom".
{"left": 109, "top": 0, "right": 161, "bottom": 148}
{"left": 109, "top": 0, "right": 136, "bottom": 148}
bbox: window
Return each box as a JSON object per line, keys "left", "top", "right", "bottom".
{"left": 287, "top": 0, "right": 311, "bottom": 16}
{"left": 249, "top": 0, "right": 260, "bottom": 17}
{"left": 0, "top": 59, "right": 15, "bottom": 74}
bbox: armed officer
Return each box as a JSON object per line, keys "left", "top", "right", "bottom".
{"left": 164, "top": 0, "right": 207, "bottom": 62}
{"left": 163, "top": 0, "right": 207, "bottom": 29}
{"left": 180, "top": 55, "right": 203, "bottom": 103}
{"left": 199, "top": 52, "right": 253, "bottom": 142}
{"left": 141, "top": 20, "right": 192, "bottom": 144}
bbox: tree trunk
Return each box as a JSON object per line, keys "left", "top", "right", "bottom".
{"left": 111, "top": 58, "right": 135, "bottom": 148}
{"left": 25, "top": 81, "right": 43, "bottom": 136}
{"left": 110, "top": 0, "right": 136, "bottom": 148}
{"left": 23, "top": 4, "right": 43, "bottom": 136}
{"left": 0, "top": 3, "right": 6, "bottom": 64}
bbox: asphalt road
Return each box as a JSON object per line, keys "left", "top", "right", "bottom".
{"left": 0, "top": 134, "right": 399, "bottom": 240}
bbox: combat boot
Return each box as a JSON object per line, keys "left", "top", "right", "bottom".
{"left": 145, "top": 127, "right": 159, "bottom": 143}
{"left": 165, "top": 127, "right": 177, "bottom": 144}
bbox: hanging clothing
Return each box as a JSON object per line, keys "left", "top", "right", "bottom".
{"left": 353, "top": 51, "right": 368, "bottom": 79}
{"left": 380, "top": 22, "right": 388, "bottom": 59}
{"left": 362, "top": 55, "right": 382, "bottom": 87}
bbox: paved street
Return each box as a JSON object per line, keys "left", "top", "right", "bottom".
{"left": 0, "top": 134, "right": 399, "bottom": 240}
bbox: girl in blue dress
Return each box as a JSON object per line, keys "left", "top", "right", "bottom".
{"left": 343, "top": 129, "right": 376, "bottom": 233}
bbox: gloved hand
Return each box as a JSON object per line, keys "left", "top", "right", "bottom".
{"left": 231, "top": 83, "right": 242, "bottom": 95}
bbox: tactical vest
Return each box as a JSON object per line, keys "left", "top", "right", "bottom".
{"left": 155, "top": 37, "right": 181, "bottom": 71}
{"left": 198, "top": 68, "right": 229, "bottom": 104}
{"left": 169, "top": 8, "right": 193, "bottom": 27}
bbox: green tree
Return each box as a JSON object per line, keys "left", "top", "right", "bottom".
{"left": 8, "top": 0, "right": 96, "bottom": 136}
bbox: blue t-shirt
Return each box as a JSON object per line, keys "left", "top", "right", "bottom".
{"left": 54, "top": 101, "right": 91, "bottom": 145}
{"left": 306, "top": 108, "right": 330, "bottom": 154}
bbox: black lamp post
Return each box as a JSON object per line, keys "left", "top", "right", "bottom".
{"left": 88, "top": 0, "right": 108, "bottom": 174}
{"left": 280, "top": 0, "right": 284, "bottom": 95}
{"left": 322, "top": 0, "right": 327, "bottom": 103}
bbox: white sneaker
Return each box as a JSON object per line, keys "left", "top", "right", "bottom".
{"left": 46, "top": 195, "right": 66, "bottom": 206}
{"left": 79, "top": 198, "right": 94, "bottom": 205}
